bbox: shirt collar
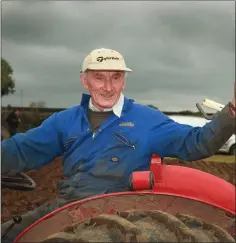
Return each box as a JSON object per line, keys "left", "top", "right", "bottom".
{"left": 89, "top": 93, "right": 124, "bottom": 118}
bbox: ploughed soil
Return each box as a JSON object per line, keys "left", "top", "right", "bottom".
{"left": 1, "top": 157, "right": 235, "bottom": 223}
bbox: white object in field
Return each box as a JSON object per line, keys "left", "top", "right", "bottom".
{"left": 169, "top": 115, "right": 207, "bottom": 127}
{"left": 201, "top": 98, "right": 224, "bottom": 112}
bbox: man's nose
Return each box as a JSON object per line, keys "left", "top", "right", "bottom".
{"left": 104, "top": 80, "right": 112, "bottom": 92}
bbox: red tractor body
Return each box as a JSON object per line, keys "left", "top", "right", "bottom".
{"left": 14, "top": 155, "right": 235, "bottom": 242}
{"left": 150, "top": 155, "right": 235, "bottom": 213}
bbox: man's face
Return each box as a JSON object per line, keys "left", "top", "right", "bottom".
{"left": 80, "top": 70, "right": 126, "bottom": 110}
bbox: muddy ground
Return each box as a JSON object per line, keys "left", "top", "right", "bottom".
{"left": 1, "top": 157, "right": 235, "bottom": 223}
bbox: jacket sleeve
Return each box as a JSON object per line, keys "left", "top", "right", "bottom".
{"left": 1, "top": 113, "right": 63, "bottom": 175}
{"left": 148, "top": 102, "right": 235, "bottom": 161}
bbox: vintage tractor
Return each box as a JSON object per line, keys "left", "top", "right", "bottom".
{"left": 1, "top": 99, "right": 235, "bottom": 242}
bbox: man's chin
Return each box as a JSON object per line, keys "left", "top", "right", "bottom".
{"left": 97, "top": 101, "right": 116, "bottom": 109}
{"left": 100, "top": 103, "right": 114, "bottom": 109}
{"left": 100, "top": 97, "right": 117, "bottom": 105}
{"left": 93, "top": 95, "right": 119, "bottom": 110}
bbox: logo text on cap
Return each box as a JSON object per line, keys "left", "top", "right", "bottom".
{"left": 96, "top": 56, "right": 119, "bottom": 62}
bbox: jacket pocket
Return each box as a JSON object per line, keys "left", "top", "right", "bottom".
{"left": 90, "top": 132, "right": 139, "bottom": 181}
{"left": 112, "top": 132, "right": 136, "bottom": 150}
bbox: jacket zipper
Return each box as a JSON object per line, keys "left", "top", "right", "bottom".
{"left": 112, "top": 132, "right": 136, "bottom": 150}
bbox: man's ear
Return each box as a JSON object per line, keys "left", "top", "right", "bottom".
{"left": 80, "top": 72, "right": 89, "bottom": 89}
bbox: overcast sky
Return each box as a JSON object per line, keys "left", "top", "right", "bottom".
{"left": 1, "top": 1, "right": 235, "bottom": 111}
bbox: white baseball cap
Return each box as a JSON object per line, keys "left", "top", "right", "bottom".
{"left": 81, "top": 48, "right": 132, "bottom": 72}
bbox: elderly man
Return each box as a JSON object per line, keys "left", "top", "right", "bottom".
{"left": 1, "top": 48, "right": 236, "bottom": 242}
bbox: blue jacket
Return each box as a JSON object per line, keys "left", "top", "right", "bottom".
{"left": 1, "top": 94, "right": 233, "bottom": 200}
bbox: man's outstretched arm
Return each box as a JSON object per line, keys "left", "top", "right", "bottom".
{"left": 148, "top": 102, "right": 235, "bottom": 161}
{"left": 1, "top": 113, "right": 63, "bottom": 175}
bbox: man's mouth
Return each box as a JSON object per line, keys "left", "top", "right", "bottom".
{"left": 102, "top": 94, "right": 114, "bottom": 98}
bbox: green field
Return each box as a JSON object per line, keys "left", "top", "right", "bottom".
{"left": 203, "top": 155, "right": 235, "bottom": 163}
{"left": 166, "top": 154, "right": 235, "bottom": 163}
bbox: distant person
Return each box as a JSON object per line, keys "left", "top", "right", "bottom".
{"left": 6, "top": 109, "right": 21, "bottom": 136}
{"left": 1, "top": 48, "right": 236, "bottom": 242}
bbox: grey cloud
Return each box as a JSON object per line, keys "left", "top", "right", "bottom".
{"left": 147, "top": 2, "right": 235, "bottom": 53}
{"left": 1, "top": 1, "right": 235, "bottom": 110}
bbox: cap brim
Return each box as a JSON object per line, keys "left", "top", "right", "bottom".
{"left": 124, "top": 67, "right": 132, "bottom": 72}
{"left": 82, "top": 66, "right": 132, "bottom": 73}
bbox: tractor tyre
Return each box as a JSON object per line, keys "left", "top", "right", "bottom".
{"left": 42, "top": 210, "right": 235, "bottom": 242}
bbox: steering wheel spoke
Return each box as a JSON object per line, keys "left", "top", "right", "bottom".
{"left": 2, "top": 172, "right": 36, "bottom": 191}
